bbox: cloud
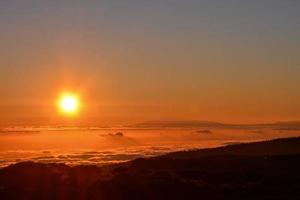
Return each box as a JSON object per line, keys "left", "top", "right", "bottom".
{"left": 222, "top": 142, "right": 243, "bottom": 146}
{"left": 247, "top": 130, "right": 266, "bottom": 134}
{"left": 273, "top": 128, "right": 300, "bottom": 131}
{"left": 194, "top": 130, "right": 212, "bottom": 134}
{"left": 107, "top": 132, "right": 124, "bottom": 137}
{"left": 0, "top": 129, "right": 40, "bottom": 135}
{"left": 132, "top": 121, "right": 223, "bottom": 128}
{"left": 0, "top": 144, "right": 206, "bottom": 168}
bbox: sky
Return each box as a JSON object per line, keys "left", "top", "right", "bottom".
{"left": 0, "top": 0, "right": 299, "bottom": 126}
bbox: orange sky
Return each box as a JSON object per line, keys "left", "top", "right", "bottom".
{"left": 0, "top": 1, "right": 300, "bottom": 126}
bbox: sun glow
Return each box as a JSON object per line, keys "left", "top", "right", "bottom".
{"left": 58, "top": 93, "right": 80, "bottom": 115}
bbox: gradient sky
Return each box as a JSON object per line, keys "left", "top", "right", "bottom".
{"left": 0, "top": 0, "right": 299, "bottom": 126}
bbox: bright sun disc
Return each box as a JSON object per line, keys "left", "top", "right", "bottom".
{"left": 59, "top": 94, "right": 79, "bottom": 114}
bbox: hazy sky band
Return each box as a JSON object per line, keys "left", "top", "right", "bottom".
{"left": 0, "top": 0, "right": 299, "bottom": 125}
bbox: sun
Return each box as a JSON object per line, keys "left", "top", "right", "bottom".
{"left": 58, "top": 93, "right": 80, "bottom": 115}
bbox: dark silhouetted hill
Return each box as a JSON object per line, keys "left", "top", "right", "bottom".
{"left": 1, "top": 137, "right": 300, "bottom": 200}
{"left": 163, "top": 136, "right": 300, "bottom": 159}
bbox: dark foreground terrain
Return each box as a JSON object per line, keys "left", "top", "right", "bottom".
{"left": 1, "top": 137, "right": 300, "bottom": 200}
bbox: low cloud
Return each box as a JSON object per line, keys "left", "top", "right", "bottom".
{"left": 194, "top": 130, "right": 212, "bottom": 134}
{"left": 222, "top": 142, "right": 243, "bottom": 146}
{"left": 247, "top": 130, "right": 266, "bottom": 134}
{"left": 108, "top": 132, "right": 124, "bottom": 137}
{"left": 273, "top": 128, "right": 300, "bottom": 132}
{"left": 100, "top": 132, "right": 124, "bottom": 137}
{"left": 0, "top": 129, "right": 40, "bottom": 135}
{"left": 0, "top": 144, "right": 206, "bottom": 168}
